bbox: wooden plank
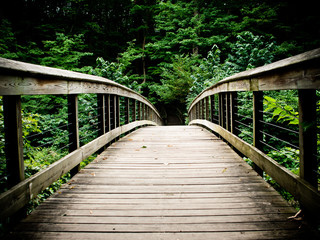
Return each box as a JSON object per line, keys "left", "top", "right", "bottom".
{"left": 0, "top": 121, "right": 157, "bottom": 221}
{"left": 21, "top": 214, "right": 296, "bottom": 224}
{"left": 5, "top": 230, "right": 312, "bottom": 240}
{"left": 190, "top": 119, "right": 320, "bottom": 219}
{"left": 5, "top": 125, "right": 313, "bottom": 240}
{"left": 30, "top": 207, "right": 296, "bottom": 217}
{"left": 14, "top": 222, "right": 300, "bottom": 232}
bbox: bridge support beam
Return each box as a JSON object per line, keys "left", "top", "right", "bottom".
{"left": 68, "top": 94, "right": 80, "bottom": 176}
{"left": 3, "top": 95, "right": 25, "bottom": 188}
{"left": 298, "top": 89, "right": 318, "bottom": 189}
{"left": 253, "top": 91, "right": 264, "bottom": 177}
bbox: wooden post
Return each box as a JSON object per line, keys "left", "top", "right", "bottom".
{"left": 200, "top": 99, "right": 204, "bottom": 119}
{"left": 116, "top": 96, "right": 120, "bottom": 128}
{"left": 109, "top": 95, "right": 115, "bottom": 130}
{"left": 226, "top": 93, "right": 231, "bottom": 131}
{"left": 205, "top": 97, "right": 210, "bottom": 120}
{"left": 97, "top": 94, "right": 106, "bottom": 136}
{"left": 230, "top": 92, "right": 237, "bottom": 135}
{"left": 219, "top": 93, "right": 225, "bottom": 128}
{"left": 105, "top": 94, "right": 111, "bottom": 132}
{"left": 146, "top": 106, "right": 149, "bottom": 120}
{"left": 195, "top": 103, "right": 198, "bottom": 119}
{"left": 142, "top": 103, "right": 145, "bottom": 120}
{"left": 131, "top": 99, "right": 136, "bottom": 122}
{"left": 68, "top": 94, "right": 80, "bottom": 176}
{"left": 3, "top": 95, "right": 25, "bottom": 188}
{"left": 210, "top": 95, "right": 215, "bottom": 123}
{"left": 253, "top": 91, "right": 263, "bottom": 176}
{"left": 298, "top": 89, "right": 318, "bottom": 188}
{"left": 137, "top": 101, "right": 141, "bottom": 121}
{"left": 125, "top": 97, "right": 130, "bottom": 124}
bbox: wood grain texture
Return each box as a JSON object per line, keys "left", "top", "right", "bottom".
{"left": 0, "top": 57, "right": 161, "bottom": 120}
{"left": 190, "top": 119, "right": 320, "bottom": 219}
{"left": 0, "top": 121, "right": 156, "bottom": 221}
{"left": 5, "top": 126, "right": 317, "bottom": 240}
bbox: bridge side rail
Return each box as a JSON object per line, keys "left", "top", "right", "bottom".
{"left": 188, "top": 48, "right": 320, "bottom": 218}
{"left": 0, "top": 58, "right": 162, "bottom": 221}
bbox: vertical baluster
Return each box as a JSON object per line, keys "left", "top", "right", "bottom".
{"left": 226, "top": 93, "right": 231, "bottom": 131}
{"left": 137, "top": 101, "right": 141, "bottom": 121}
{"left": 68, "top": 94, "right": 80, "bottom": 176}
{"left": 97, "top": 94, "right": 106, "bottom": 136}
{"left": 298, "top": 89, "right": 318, "bottom": 188}
{"left": 109, "top": 95, "right": 115, "bottom": 130}
{"left": 3, "top": 95, "right": 24, "bottom": 187}
{"left": 205, "top": 97, "right": 210, "bottom": 120}
{"left": 219, "top": 93, "right": 225, "bottom": 128}
{"left": 230, "top": 92, "right": 237, "bottom": 135}
{"left": 125, "top": 97, "right": 130, "bottom": 124}
{"left": 142, "top": 103, "right": 145, "bottom": 120}
{"left": 253, "top": 91, "right": 263, "bottom": 176}
{"left": 196, "top": 103, "right": 199, "bottom": 119}
{"left": 132, "top": 99, "right": 136, "bottom": 122}
{"left": 210, "top": 95, "right": 215, "bottom": 123}
{"left": 200, "top": 99, "right": 203, "bottom": 119}
{"left": 114, "top": 95, "right": 120, "bottom": 128}
{"left": 105, "top": 94, "right": 111, "bottom": 132}
{"left": 146, "top": 106, "right": 150, "bottom": 120}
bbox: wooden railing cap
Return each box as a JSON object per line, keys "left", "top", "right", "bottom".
{"left": 188, "top": 48, "right": 320, "bottom": 113}
{"left": 0, "top": 57, "right": 127, "bottom": 88}
{"left": 220, "top": 47, "right": 320, "bottom": 83}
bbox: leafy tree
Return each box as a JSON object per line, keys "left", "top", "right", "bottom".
{"left": 40, "top": 33, "right": 93, "bottom": 72}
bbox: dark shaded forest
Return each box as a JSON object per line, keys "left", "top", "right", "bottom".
{"left": 1, "top": 0, "right": 320, "bottom": 123}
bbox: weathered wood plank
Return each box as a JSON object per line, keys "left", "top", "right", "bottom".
{"left": 5, "top": 230, "right": 313, "bottom": 240}
{"left": 190, "top": 120, "right": 320, "bottom": 219}
{"left": 0, "top": 121, "right": 156, "bottom": 221}
{"left": 0, "top": 58, "right": 161, "bottom": 120}
{"left": 5, "top": 126, "right": 314, "bottom": 240}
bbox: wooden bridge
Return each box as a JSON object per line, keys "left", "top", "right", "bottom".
{"left": 1, "top": 49, "right": 320, "bottom": 239}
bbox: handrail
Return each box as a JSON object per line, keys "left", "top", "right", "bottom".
{"left": 0, "top": 57, "right": 161, "bottom": 118}
{"left": 189, "top": 48, "right": 320, "bottom": 111}
{"left": 0, "top": 58, "right": 163, "bottom": 221}
{"left": 188, "top": 48, "right": 320, "bottom": 219}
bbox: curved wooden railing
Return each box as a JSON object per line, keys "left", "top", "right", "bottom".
{"left": 188, "top": 48, "right": 320, "bottom": 219}
{"left": 0, "top": 58, "right": 162, "bottom": 221}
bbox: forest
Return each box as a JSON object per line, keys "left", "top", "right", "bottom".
{"left": 1, "top": 0, "right": 320, "bottom": 122}
{"left": 0, "top": 0, "right": 320, "bottom": 218}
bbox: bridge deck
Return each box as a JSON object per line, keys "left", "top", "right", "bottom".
{"left": 6, "top": 126, "right": 314, "bottom": 239}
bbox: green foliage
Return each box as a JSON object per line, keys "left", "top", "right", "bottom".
{"left": 150, "top": 54, "right": 200, "bottom": 105}
{"left": 187, "top": 45, "right": 236, "bottom": 107}
{"left": 40, "top": 33, "right": 93, "bottom": 72}
{"left": 92, "top": 57, "right": 139, "bottom": 91}
{"left": 267, "top": 147, "right": 299, "bottom": 172}
{"left": 0, "top": 19, "right": 18, "bottom": 58}
{"left": 264, "top": 95, "right": 299, "bottom": 125}
{"left": 227, "top": 31, "right": 277, "bottom": 71}
{"left": 24, "top": 147, "right": 67, "bottom": 178}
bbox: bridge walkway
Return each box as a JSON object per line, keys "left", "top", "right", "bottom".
{"left": 6, "top": 126, "right": 314, "bottom": 239}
